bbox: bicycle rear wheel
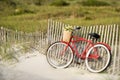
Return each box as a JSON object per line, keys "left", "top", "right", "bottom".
{"left": 85, "top": 44, "right": 111, "bottom": 73}
{"left": 46, "top": 41, "right": 73, "bottom": 68}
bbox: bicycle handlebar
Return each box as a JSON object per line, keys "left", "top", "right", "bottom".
{"left": 73, "top": 26, "right": 81, "bottom": 31}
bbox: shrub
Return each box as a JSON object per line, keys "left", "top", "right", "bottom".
{"left": 14, "top": 8, "right": 35, "bottom": 15}
{"left": 81, "top": 0, "right": 110, "bottom": 6}
{"left": 34, "top": 1, "right": 41, "bottom": 6}
{"left": 85, "top": 16, "right": 93, "bottom": 20}
{"left": 115, "top": 8, "right": 120, "bottom": 12}
{"left": 50, "top": 0, "right": 69, "bottom": 6}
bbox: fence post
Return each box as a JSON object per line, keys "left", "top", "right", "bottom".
{"left": 47, "top": 19, "right": 52, "bottom": 45}
{"left": 118, "top": 26, "right": 120, "bottom": 75}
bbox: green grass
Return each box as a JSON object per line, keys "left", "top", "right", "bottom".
{"left": 61, "top": 17, "right": 120, "bottom": 26}
{"left": 0, "top": 0, "right": 120, "bottom": 32}
{"left": 0, "top": 13, "right": 48, "bottom": 32}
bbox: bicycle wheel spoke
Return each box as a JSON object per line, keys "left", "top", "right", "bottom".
{"left": 86, "top": 44, "right": 111, "bottom": 73}
{"left": 46, "top": 42, "right": 73, "bottom": 68}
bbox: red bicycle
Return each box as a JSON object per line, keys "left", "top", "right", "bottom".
{"left": 46, "top": 27, "right": 111, "bottom": 73}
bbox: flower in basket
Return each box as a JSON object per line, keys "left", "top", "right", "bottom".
{"left": 63, "top": 25, "right": 73, "bottom": 42}
{"left": 63, "top": 25, "right": 73, "bottom": 32}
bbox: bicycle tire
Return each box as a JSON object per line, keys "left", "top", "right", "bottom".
{"left": 46, "top": 41, "right": 73, "bottom": 68}
{"left": 85, "top": 44, "right": 111, "bottom": 73}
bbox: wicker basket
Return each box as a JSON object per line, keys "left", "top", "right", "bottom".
{"left": 63, "top": 30, "right": 72, "bottom": 42}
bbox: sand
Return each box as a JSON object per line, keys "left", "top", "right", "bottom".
{"left": 0, "top": 50, "right": 119, "bottom": 80}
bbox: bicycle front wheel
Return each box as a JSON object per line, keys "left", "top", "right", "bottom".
{"left": 46, "top": 41, "right": 73, "bottom": 68}
{"left": 85, "top": 44, "right": 111, "bottom": 73}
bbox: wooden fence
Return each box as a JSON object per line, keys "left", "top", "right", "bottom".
{"left": 0, "top": 27, "right": 46, "bottom": 44}
{"left": 0, "top": 20, "right": 120, "bottom": 75}
{"left": 47, "top": 20, "right": 120, "bottom": 75}
{"left": 0, "top": 27, "right": 47, "bottom": 63}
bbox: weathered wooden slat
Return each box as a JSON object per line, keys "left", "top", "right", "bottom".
{"left": 118, "top": 27, "right": 120, "bottom": 75}
{"left": 112, "top": 25, "right": 119, "bottom": 75}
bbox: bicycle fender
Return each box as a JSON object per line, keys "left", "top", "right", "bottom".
{"left": 96, "top": 42, "right": 111, "bottom": 50}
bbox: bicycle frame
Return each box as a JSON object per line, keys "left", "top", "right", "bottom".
{"left": 46, "top": 28, "right": 112, "bottom": 72}
{"left": 61, "top": 35, "right": 110, "bottom": 60}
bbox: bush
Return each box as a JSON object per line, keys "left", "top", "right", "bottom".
{"left": 115, "top": 8, "right": 120, "bottom": 12}
{"left": 34, "top": 1, "right": 41, "bottom": 6}
{"left": 14, "top": 8, "right": 35, "bottom": 15}
{"left": 85, "top": 16, "right": 93, "bottom": 20}
{"left": 50, "top": 0, "right": 69, "bottom": 6}
{"left": 81, "top": 0, "right": 110, "bottom": 6}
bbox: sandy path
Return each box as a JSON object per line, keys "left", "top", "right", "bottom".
{"left": 0, "top": 51, "right": 119, "bottom": 80}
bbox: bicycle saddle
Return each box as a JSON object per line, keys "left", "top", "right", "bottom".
{"left": 88, "top": 33, "right": 100, "bottom": 39}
